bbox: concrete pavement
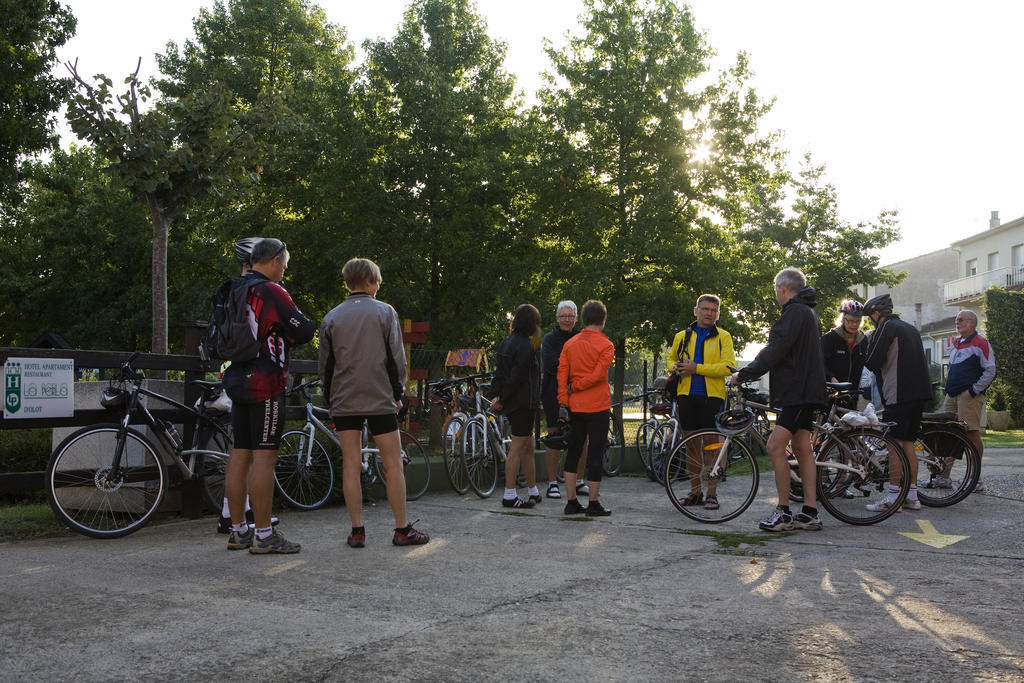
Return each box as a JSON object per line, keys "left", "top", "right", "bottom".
{"left": 1, "top": 449, "right": 1022, "bottom": 681}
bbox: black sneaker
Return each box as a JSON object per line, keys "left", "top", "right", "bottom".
{"left": 393, "top": 522, "right": 430, "bottom": 546}
{"left": 585, "top": 501, "right": 611, "bottom": 517}
{"left": 226, "top": 526, "right": 253, "bottom": 550}
{"left": 502, "top": 497, "right": 535, "bottom": 509}
{"left": 563, "top": 499, "right": 586, "bottom": 515}
{"left": 758, "top": 507, "right": 793, "bottom": 532}
{"left": 528, "top": 493, "right": 542, "bottom": 505}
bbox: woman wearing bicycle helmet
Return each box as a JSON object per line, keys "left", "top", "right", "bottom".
{"left": 821, "top": 299, "right": 867, "bottom": 409}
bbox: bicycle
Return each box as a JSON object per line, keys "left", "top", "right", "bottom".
{"left": 664, "top": 379, "right": 911, "bottom": 525}
{"left": 427, "top": 375, "right": 482, "bottom": 494}
{"left": 274, "top": 378, "right": 430, "bottom": 507}
{"left": 460, "top": 375, "right": 511, "bottom": 498}
{"left": 602, "top": 405, "right": 627, "bottom": 476}
{"left": 45, "top": 352, "right": 233, "bottom": 538}
{"left": 911, "top": 412, "right": 981, "bottom": 506}
{"left": 632, "top": 389, "right": 672, "bottom": 475}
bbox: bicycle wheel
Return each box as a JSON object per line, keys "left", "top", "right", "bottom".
{"left": 635, "top": 420, "right": 656, "bottom": 474}
{"left": 46, "top": 424, "right": 168, "bottom": 538}
{"left": 647, "top": 422, "right": 676, "bottom": 484}
{"left": 915, "top": 426, "right": 979, "bottom": 507}
{"left": 399, "top": 430, "right": 431, "bottom": 501}
{"left": 463, "top": 419, "right": 498, "bottom": 498}
{"left": 194, "top": 423, "right": 231, "bottom": 511}
{"left": 815, "top": 428, "right": 909, "bottom": 525}
{"left": 274, "top": 430, "right": 335, "bottom": 510}
{"left": 442, "top": 415, "right": 469, "bottom": 494}
{"left": 602, "top": 413, "right": 625, "bottom": 476}
{"left": 664, "top": 429, "right": 759, "bottom": 523}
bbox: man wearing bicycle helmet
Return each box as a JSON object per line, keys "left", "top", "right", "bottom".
{"left": 862, "top": 292, "right": 932, "bottom": 512}
{"left": 732, "top": 268, "right": 825, "bottom": 532}
{"left": 821, "top": 299, "right": 867, "bottom": 409}
{"left": 223, "top": 238, "right": 316, "bottom": 554}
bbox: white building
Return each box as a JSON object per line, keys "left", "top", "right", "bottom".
{"left": 863, "top": 211, "right": 1024, "bottom": 376}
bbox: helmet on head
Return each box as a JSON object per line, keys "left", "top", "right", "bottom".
{"left": 714, "top": 406, "right": 755, "bottom": 435}
{"left": 862, "top": 293, "right": 893, "bottom": 317}
{"left": 234, "top": 237, "right": 262, "bottom": 262}
{"left": 839, "top": 299, "right": 864, "bottom": 315}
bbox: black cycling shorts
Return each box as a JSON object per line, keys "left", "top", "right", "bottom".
{"left": 675, "top": 395, "right": 724, "bottom": 431}
{"left": 883, "top": 400, "right": 925, "bottom": 442}
{"left": 505, "top": 408, "right": 536, "bottom": 438}
{"left": 332, "top": 414, "right": 399, "bottom": 436}
{"left": 231, "top": 395, "right": 285, "bottom": 450}
{"left": 774, "top": 404, "right": 817, "bottom": 434}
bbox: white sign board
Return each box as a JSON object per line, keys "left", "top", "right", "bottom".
{"left": 4, "top": 358, "right": 75, "bottom": 419}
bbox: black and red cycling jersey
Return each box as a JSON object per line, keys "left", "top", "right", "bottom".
{"left": 222, "top": 272, "right": 316, "bottom": 403}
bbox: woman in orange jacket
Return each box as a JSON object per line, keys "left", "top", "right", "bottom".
{"left": 556, "top": 300, "right": 615, "bottom": 516}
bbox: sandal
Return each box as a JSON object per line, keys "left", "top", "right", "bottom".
{"left": 704, "top": 495, "right": 719, "bottom": 510}
{"left": 681, "top": 491, "right": 704, "bottom": 506}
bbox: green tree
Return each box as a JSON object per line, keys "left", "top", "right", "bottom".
{"left": 155, "top": 0, "right": 367, "bottom": 326}
{"left": 733, "top": 155, "right": 903, "bottom": 336}
{"left": 0, "top": 146, "right": 152, "bottom": 348}
{"left": 359, "top": 0, "right": 533, "bottom": 348}
{"left": 64, "top": 58, "right": 271, "bottom": 354}
{"left": 536, "top": 0, "right": 785, "bottom": 370}
{"left": 0, "top": 0, "right": 75, "bottom": 194}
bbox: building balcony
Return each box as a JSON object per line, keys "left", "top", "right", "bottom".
{"left": 944, "top": 266, "right": 1024, "bottom": 303}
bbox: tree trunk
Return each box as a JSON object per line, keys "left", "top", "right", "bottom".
{"left": 613, "top": 336, "right": 626, "bottom": 421}
{"left": 146, "top": 193, "right": 169, "bottom": 356}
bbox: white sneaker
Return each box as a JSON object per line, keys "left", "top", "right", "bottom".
{"left": 866, "top": 499, "right": 899, "bottom": 512}
{"left": 576, "top": 483, "right": 590, "bottom": 496}
{"left": 973, "top": 480, "right": 985, "bottom": 493}
{"left": 902, "top": 498, "right": 921, "bottom": 511}
{"left": 546, "top": 482, "right": 561, "bottom": 499}
{"left": 921, "top": 476, "right": 952, "bottom": 489}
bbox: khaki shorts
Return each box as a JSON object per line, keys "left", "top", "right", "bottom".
{"left": 941, "top": 392, "right": 984, "bottom": 431}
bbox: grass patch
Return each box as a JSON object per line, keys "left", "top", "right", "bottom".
{"left": 982, "top": 429, "right": 1024, "bottom": 448}
{"left": 499, "top": 510, "right": 532, "bottom": 517}
{"left": 0, "top": 503, "right": 68, "bottom": 543}
{"left": 561, "top": 516, "right": 593, "bottom": 521}
{"left": 677, "top": 528, "right": 784, "bottom": 548}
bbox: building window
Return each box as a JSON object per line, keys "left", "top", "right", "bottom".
{"left": 1013, "top": 244, "right": 1023, "bottom": 269}
{"left": 988, "top": 252, "right": 999, "bottom": 271}
{"left": 967, "top": 259, "right": 977, "bottom": 276}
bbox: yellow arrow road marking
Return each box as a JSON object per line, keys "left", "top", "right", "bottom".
{"left": 898, "top": 519, "right": 969, "bottom": 548}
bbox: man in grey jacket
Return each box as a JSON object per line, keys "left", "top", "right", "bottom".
{"left": 319, "top": 258, "right": 429, "bottom": 548}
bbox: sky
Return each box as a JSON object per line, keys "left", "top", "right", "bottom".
{"left": 56, "top": 0, "right": 1024, "bottom": 266}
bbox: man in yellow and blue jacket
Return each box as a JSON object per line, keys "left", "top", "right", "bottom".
{"left": 665, "top": 294, "right": 736, "bottom": 510}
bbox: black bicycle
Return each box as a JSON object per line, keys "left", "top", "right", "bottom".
{"left": 45, "top": 353, "right": 232, "bottom": 538}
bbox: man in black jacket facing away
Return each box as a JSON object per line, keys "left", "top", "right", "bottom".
{"left": 861, "top": 293, "right": 932, "bottom": 511}
{"left": 734, "top": 267, "right": 826, "bottom": 532}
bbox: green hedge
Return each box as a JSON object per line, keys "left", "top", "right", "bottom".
{"left": 985, "top": 288, "right": 1024, "bottom": 422}
{"left": 0, "top": 428, "right": 52, "bottom": 473}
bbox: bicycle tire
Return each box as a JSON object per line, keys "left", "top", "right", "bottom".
{"left": 915, "top": 426, "right": 979, "bottom": 507}
{"left": 602, "top": 412, "right": 625, "bottom": 476}
{"left": 635, "top": 420, "right": 657, "bottom": 474}
{"left": 443, "top": 414, "right": 470, "bottom": 494}
{"left": 194, "top": 422, "right": 231, "bottom": 512}
{"left": 46, "top": 424, "right": 168, "bottom": 539}
{"left": 647, "top": 421, "right": 677, "bottom": 484}
{"left": 664, "top": 429, "right": 759, "bottom": 523}
{"left": 274, "top": 430, "right": 335, "bottom": 510}
{"left": 814, "top": 428, "right": 909, "bottom": 525}
{"left": 463, "top": 419, "right": 498, "bottom": 498}
{"left": 399, "top": 430, "right": 431, "bottom": 501}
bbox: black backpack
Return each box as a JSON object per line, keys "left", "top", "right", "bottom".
{"left": 198, "top": 277, "right": 262, "bottom": 366}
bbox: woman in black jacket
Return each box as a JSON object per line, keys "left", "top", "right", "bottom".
{"left": 822, "top": 299, "right": 867, "bottom": 408}
{"left": 490, "top": 304, "right": 542, "bottom": 509}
